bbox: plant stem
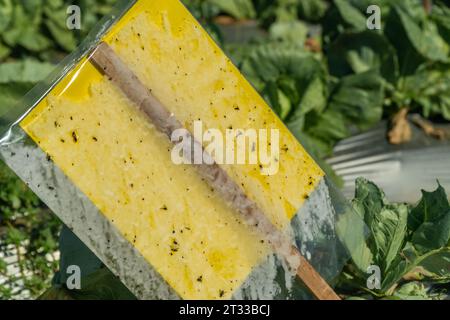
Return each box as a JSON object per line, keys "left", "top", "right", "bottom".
{"left": 388, "top": 108, "right": 412, "bottom": 145}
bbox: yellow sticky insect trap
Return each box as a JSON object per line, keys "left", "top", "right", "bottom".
{"left": 20, "top": 0, "right": 324, "bottom": 299}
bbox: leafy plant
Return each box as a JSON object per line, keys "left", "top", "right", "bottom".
{"left": 0, "top": 161, "right": 61, "bottom": 299}
{"left": 0, "top": 60, "right": 55, "bottom": 118}
{"left": 226, "top": 0, "right": 450, "bottom": 156}
{"left": 185, "top": 0, "right": 329, "bottom": 25}
{"left": 235, "top": 42, "right": 384, "bottom": 159}
{"left": 0, "top": 0, "right": 116, "bottom": 59}
{"left": 337, "top": 178, "right": 450, "bottom": 299}
{"left": 1, "top": 0, "right": 450, "bottom": 300}
{"left": 0, "top": 0, "right": 116, "bottom": 113}
{"left": 323, "top": 0, "right": 450, "bottom": 143}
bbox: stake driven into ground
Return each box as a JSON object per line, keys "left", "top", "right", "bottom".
{"left": 90, "top": 42, "right": 340, "bottom": 300}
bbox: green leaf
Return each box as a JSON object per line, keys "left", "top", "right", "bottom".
{"left": 352, "top": 179, "right": 408, "bottom": 271}
{"left": 401, "top": 65, "right": 450, "bottom": 120}
{"left": 323, "top": 0, "right": 367, "bottom": 44}
{"left": 1, "top": 3, "right": 50, "bottom": 52}
{"left": 42, "top": 1, "right": 77, "bottom": 51}
{"left": 333, "top": 0, "right": 367, "bottom": 31}
{"left": 419, "top": 250, "right": 450, "bottom": 280}
{"left": 299, "top": 109, "right": 349, "bottom": 158}
{"left": 43, "top": 4, "right": 68, "bottom": 29}
{"left": 19, "top": 28, "right": 52, "bottom": 52}
{"left": 338, "top": 180, "right": 450, "bottom": 297}
{"left": 432, "top": 4, "right": 450, "bottom": 44}
{"left": 2, "top": 4, "right": 28, "bottom": 46}
{"left": 385, "top": 4, "right": 448, "bottom": 78}
{"left": 0, "top": 257, "right": 7, "bottom": 273}
{"left": 0, "top": 82, "right": 34, "bottom": 115}
{"left": 21, "top": 0, "right": 42, "bottom": 14}
{"left": 241, "top": 44, "right": 312, "bottom": 87}
{"left": 382, "top": 245, "right": 450, "bottom": 291}
{"left": 408, "top": 184, "right": 450, "bottom": 254}
{"left": 45, "top": 19, "right": 77, "bottom": 51}
{"left": 409, "top": 184, "right": 450, "bottom": 232}
{"left": 294, "top": 75, "right": 327, "bottom": 115}
{"left": 393, "top": 282, "right": 432, "bottom": 300}
{"left": 0, "top": 0, "right": 13, "bottom": 33}
{"left": 353, "top": 178, "right": 385, "bottom": 224}
{"left": 297, "top": 0, "right": 327, "bottom": 22}
{"left": 412, "top": 215, "right": 450, "bottom": 254}
{"left": 0, "top": 41, "right": 11, "bottom": 60}
{"left": 336, "top": 203, "right": 373, "bottom": 272}
{"left": 262, "top": 81, "right": 292, "bottom": 120}
{"left": 209, "top": 0, "right": 255, "bottom": 20}
{"left": 380, "top": 255, "right": 409, "bottom": 292}
{"left": 47, "top": 0, "right": 64, "bottom": 10}
{"left": 422, "top": 19, "right": 449, "bottom": 60}
{"left": 269, "top": 20, "right": 308, "bottom": 47}
{"left": 327, "top": 31, "right": 399, "bottom": 82}
{"left": 372, "top": 205, "right": 408, "bottom": 271}
{"left": 347, "top": 0, "right": 391, "bottom": 14}
{"left": 328, "top": 72, "right": 384, "bottom": 130}
{"left": 241, "top": 44, "right": 328, "bottom": 123}
{"left": 0, "top": 59, "right": 55, "bottom": 83}
{"left": 6, "top": 226, "right": 27, "bottom": 245}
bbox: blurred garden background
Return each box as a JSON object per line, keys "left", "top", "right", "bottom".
{"left": 1, "top": 0, "right": 450, "bottom": 299}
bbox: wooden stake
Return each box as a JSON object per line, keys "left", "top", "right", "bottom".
{"left": 90, "top": 42, "right": 340, "bottom": 300}
{"left": 422, "top": 0, "right": 433, "bottom": 14}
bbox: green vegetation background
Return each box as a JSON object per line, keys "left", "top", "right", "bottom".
{"left": 0, "top": 0, "right": 449, "bottom": 299}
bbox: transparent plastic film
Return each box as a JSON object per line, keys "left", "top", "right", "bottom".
{"left": 0, "top": 0, "right": 366, "bottom": 300}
